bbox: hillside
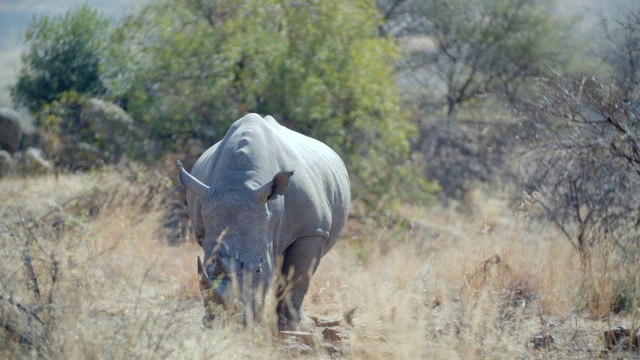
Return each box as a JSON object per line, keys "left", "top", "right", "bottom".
{"left": 1, "top": 168, "right": 633, "bottom": 358}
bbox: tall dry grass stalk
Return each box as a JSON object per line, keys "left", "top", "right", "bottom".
{"left": 1, "top": 170, "right": 637, "bottom": 358}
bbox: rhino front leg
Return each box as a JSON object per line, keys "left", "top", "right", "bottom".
{"left": 277, "top": 236, "right": 324, "bottom": 332}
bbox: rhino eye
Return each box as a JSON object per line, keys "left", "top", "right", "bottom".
{"left": 196, "top": 236, "right": 203, "bottom": 247}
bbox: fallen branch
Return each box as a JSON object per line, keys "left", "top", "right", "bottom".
{"left": 310, "top": 307, "right": 357, "bottom": 328}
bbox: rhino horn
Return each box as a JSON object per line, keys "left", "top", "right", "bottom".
{"left": 254, "top": 171, "right": 294, "bottom": 204}
{"left": 177, "top": 161, "right": 210, "bottom": 200}
{"left": 197, "top": 255, "right": 213, "bottom": 292}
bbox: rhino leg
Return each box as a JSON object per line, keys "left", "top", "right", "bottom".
{"left": 277, "top": 236, "right": 324, "bottom": 332}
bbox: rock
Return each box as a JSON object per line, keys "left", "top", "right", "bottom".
{"left": 81, "top": 98, "right": 133, "bottom": 128}
{"left": 322, "top": 328, "right": 342, "bottom": 343}
{"left": 58, "top": 142, "right": 105, "bottom": 170}
{"left": 20, "top": 147, "right": 53, "bottom": 175}
{"left": 79, "top": 98, "right": 137, "bottom": 162}
{"left": 0, "top": 107, "right": 23, "bottom": 152}
{"left": 603, "top": 325, "right": 640, "bottom": 352}
{"left": 0, "top": 150, "right": 15, "bottom": 176}
{"left": 311, "top": 316, "right": 342, "bottom": 327}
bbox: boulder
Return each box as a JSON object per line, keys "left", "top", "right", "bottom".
{"left": 20, "top": 147, "right": 53, "bottom": 175}
{"left": 81, "top": 98, "right": 133, "bottom": 128}
{"left": 80, "top": 98, "right": 136, "bottom": 162}
{"left": 0, "top": 150, "right": 15, "bottom": 177}
{"left": 0, "top": 107, "right": 23, "bottom": 152}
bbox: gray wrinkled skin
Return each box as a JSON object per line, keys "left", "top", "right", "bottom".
{"left": 179, "top": 114, "right": 350, "bottom": 331}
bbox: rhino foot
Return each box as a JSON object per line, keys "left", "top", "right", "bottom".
{"left": 278, "top": 307, "right": 316, "bottom": 333}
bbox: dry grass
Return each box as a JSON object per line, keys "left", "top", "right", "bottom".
{"left": 1, "top": 168, "right": 638, "bottom": 359}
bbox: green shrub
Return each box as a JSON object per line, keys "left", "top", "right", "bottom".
{"left": 103, "top": 0, "right": 436, "bottom": 210}
{"left": 11, "top": 5, "right": 111, "bottom": 113}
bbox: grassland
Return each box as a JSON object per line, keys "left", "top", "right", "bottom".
{"left": 1, "top": 167, "right": 637, "bottom": 359}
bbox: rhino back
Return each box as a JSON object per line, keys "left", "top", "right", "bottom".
{"left": 266, "top": 117, "right": 350, "bottom": 254}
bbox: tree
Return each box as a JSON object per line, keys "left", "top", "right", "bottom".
{"left": 527, "top": 8, "right": 640, "bottom": 268}
{"left": 11, "top": 5, "right": 111, "bottom": 113}
{"left": 383, "top": 0, "right": 575, "bottom": 117}
{"left": 103, "top": 0, "right": 436, "bottom": 210}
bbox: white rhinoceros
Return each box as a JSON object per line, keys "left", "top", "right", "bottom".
{"left": 178, "top": 113, "right": 350, "bottom": 331}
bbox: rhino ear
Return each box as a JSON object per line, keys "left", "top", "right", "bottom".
{"left": 254, "top": 171, "right": 294, "bottom": 204}
{"left": 177, "top": 161, "right": 210, "bottom": 200}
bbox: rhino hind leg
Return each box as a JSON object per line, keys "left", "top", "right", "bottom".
{"left": 277, "top": 236, "right": 324, "bottom": 332}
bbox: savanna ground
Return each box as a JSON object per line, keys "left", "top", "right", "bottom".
{"left": 0, "top": 166, "right": 637, "bottom": 359}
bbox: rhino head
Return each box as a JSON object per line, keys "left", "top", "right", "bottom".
{"left": 177, "top": 161, "right": 293, "bottom": 325}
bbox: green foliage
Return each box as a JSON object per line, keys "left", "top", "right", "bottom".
{"left": 38, "top": 90, "right": 84, "bottom": 145}
{"left": 37, "top": 91, "right": 94, "bottom": 149}
{"left": 103, "top": 0, "right": 435, "bottom": 210}
{"left": 410, "top": 0, "right": 576, "bottom": 116}
{"left": 11, "top": 5, "right": 111, "bottom": 113}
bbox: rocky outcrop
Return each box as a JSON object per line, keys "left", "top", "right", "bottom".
{"left": 0, "top": 107, "right": 23, "bottom": 152}
{"left": 79, "top": 98, "right": 137, "bottom": 162}
{"left": 19, "top": 147, "right": 53, "bottom": 175}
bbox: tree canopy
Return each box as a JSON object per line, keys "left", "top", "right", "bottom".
{"left": 102, "top": 0, "right": 434, "bottom": 209}
{"left": 11, "top": 5, "right": 110, "bottom": 113}
{"left": 527, "top": 8, "right": 640, "bottom": 268}
{"left": 382, "top": 0, "right": 576, "bottom": 117}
